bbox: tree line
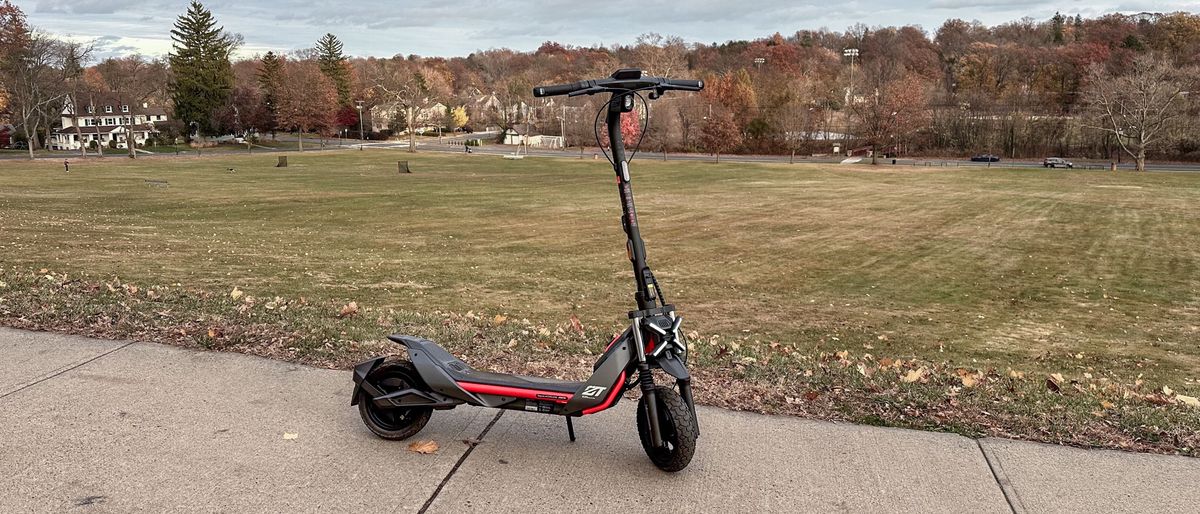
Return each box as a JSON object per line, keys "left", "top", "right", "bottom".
{"left": 2, "top": 1, "right": 1198, "bottom": 168}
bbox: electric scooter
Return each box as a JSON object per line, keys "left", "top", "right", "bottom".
{"left": 351, "top": 69, "right": 704, "bottom": 472}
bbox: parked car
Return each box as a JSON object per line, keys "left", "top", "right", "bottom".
{"left": 970, "top": 154, "right": 1000, "bottom": 162}
{"left": 1043, "top": 157, "right": 1074, "bottom": 168}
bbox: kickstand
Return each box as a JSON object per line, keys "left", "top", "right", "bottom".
{"left": 565, "top": 416, "right": 576, "bottom": 442}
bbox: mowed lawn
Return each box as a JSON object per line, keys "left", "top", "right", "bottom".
{"left": 2, "top": 151, "right": 1199, "bottom": 389}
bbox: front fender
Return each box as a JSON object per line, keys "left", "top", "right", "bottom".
{"left": 653, "top": 351, "right": 691, "bottom": 381}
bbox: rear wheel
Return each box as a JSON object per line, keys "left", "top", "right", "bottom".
{"left": 358, "top": 360, "right": 432, "bottom": 440}
{"left": 637, "top": 386, "right": 697, "bottom": 472}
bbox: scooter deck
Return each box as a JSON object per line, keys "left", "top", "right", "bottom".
{"left": 388, "top": 335, "right": 582, "bottom": 394}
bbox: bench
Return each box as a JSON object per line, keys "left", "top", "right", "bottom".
{"left": 144, "top": 179, "right": 169, "bottom": 188}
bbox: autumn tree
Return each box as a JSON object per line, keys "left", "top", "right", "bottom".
{"left": 450, "top": 105, "right": 468, "bottom": 132}
{"left": 850, "top": 74, "right": 931, "bottom": 164}
{"left": 275, "top": 59, "right": 337, "bottom": 151}
{"left": 700, "top": 109, "right": 742, "bottom": 163}
{"left": 0, "top": 0, "right": 29, "bottom": 66}
{"left": 168, "top": 1, "right": 237, "bottom": 138}
{"left": 1082, "top": 54, "right": 1196, "bottom": 171}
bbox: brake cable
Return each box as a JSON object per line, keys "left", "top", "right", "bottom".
{"left": 592, "top": 88, "right": 654, "bottom": 167}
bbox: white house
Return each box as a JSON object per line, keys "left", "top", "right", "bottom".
{"left": 502, "top": 123, "right": 563, "bottom": 149}
{"left": 49, "top": 95, "right": 168, "bottom": 151}
{"left": 369, "top": 102, "right": 447, "bottom": 133}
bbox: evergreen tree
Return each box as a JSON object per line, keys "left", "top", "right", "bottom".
{"left": 258, "top": 51, "right": 282, "bottom": 137}
{"left": 315, "top": 33, "right": 352, "bottom": 106}
{"left": 1073, "top": 14, "right": 1083, "bottom": 42}
{"left": 1051, "top": 12, "right": 1065, "bottom": 44}
{"left": 168, "top": 1, "right": 235, "bottom": 137}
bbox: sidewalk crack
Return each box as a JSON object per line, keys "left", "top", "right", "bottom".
{"left": 418, "top": 410, "right": 504, "bottom": 513}
{"left": 0, "top": 341, "right": 135, "bottom": 400}
{"left": 976, "top": 439, "right": 1023, "bottom": 514}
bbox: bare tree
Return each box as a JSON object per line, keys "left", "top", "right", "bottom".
{"left": 2, "top": 33, "right": 76, "bottom": 159}
{"left": 1082, "top": 54, "right": 1195, "bottom": 171}
{"left": 368, "top": 59, "right": 451, "bottom": 152}
{"left": 60, "top": 42, "right": 93, "bottom": 157}
{"left": 94, "top": 55, "right": 168, "bottom": 158}
{"left": 631, "top": 33, "right": 689, "bottom": 77}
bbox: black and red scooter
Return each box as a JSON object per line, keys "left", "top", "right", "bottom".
{"left": 351, "top": 69, "right": 704, "bottom": 471}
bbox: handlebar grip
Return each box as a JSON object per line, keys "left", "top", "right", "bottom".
{"left": 664, "top": 79, "right": 704, "bottom": 91}
{"left": 533, "top": 81, "right": 586, "bottom": 97}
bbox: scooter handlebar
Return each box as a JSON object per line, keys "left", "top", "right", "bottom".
{"left": 533, "top": 81, "right": 591, "bottom": 97}
{"left": 532, "top": 75, "right": 704, "bottom": 97}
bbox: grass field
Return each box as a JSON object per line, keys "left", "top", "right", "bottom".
{"left": 2, "top": 150, "right": 1199, "bottom": 452}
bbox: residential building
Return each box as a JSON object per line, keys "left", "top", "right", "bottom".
{"left": 502, "top": 123, "right": 563, "bottom": 148}
{"left": 369, "top": 102, "right": 447, "bottom": 133}
{"left": 49, "top": 95, "right": 168, "bottom": 151}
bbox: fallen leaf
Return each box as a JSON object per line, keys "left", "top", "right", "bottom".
{"left": 1047, "top": 373, "right": 1065, "bottom": 392}
{"left": 1100, "top": 400, "right": 1115, "bottom": 410}
{"left": 1009, "top": 369, "right": 1025, "bottom": 379}
{"left": 961, "top": 374, "right": 979, "bottom": 388}
{"left": 1163, "top": 385, "right": 1174, "bottom": 396}
{"left": 407, "top": 440, "right": 439, "bottom": 454}
{"left": 339, "top": 301, "right": 359, "bottom": 318}
{"left": 1177, "top": 395, "right": 1200, "bottom": 408}
{"left": 282, "top": 433, "right": 298, "bottom": 440}
{"left": 230, "top": 287, "right": 243, "bottom": 300}
{"left": 879, "top": 358, "right": 894, "bottom": 368}
{"left": 492, "top": 314, "right": 508, "bottom": 326}
{"left": 901, "top": 367, "right": 927, "bottom": 383}
{"left": 803, "top": 390, "right": 819, "bottom": 401}
{"left": 569, "top": 314, "right": 584, "bottom": 334}
{"left": 38, "top": 268, "right": 48, "bottom": 274}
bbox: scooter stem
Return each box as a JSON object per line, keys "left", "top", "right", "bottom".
{"left": 606, "top": 95, "right": 657, "bottom": 311}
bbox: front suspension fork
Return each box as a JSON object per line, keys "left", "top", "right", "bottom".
{"left": 632, "top": 318, "right": 665, "bottom": 448}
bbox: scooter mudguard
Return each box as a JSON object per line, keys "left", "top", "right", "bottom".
{"left": 349, "top": 356, "right": 387, "bottom": 406}
{"left": 655, "top": 352, "right": 690, "bottom": 381}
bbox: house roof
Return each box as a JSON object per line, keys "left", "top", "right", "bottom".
{"left": 507, "top": 123, "right": 536, "bottom": 135}
{"left": 65, "top": 94, "right": 167, "bottom": 117}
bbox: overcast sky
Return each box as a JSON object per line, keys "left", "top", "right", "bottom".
{"left": 24, "top": 0, "right": 1200, "bottom": 60}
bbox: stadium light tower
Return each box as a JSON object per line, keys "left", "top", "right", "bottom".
{"left": 843, "top": 48, "right": 859, "bottom": 105}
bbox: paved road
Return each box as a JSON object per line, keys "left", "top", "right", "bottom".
{"left": 9, "top": 140, "right": 1200, "bottom": 173}
{"left": 2, "top": 328, "right": 1198, "bottom": 512}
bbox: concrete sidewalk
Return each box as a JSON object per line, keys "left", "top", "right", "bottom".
{"left": 1, "top": 328, "right": 1196, "bottom": 513}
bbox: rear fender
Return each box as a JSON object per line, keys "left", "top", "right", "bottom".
{"left": 350, "top": 356, "right": 387, "bottom": 406}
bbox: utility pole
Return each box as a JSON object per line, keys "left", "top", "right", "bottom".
{"left": 560, "top": 103, "right": 566, "bottom": 149}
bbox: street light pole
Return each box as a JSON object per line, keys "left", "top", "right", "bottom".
{"left": 355, "top": 100, "right": 364, "bottom": 151}
{"left": 843, "top": 48, "right": 859, "bottom": 106}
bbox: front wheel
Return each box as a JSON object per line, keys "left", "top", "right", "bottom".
{"left": 637, "top": 386, "right": 697, "bottom": 472}
{"left": 357, "top": 360, "right": 433, "bottom": 440}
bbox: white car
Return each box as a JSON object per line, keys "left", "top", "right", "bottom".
{"left": 1043, "top": 157, "right": 1074, "bottom": 168}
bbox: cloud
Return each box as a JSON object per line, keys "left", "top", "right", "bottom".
{"left": 25, "top": 0, "right": 1180, "bottom": 59}
{"left": 35, "top": 0, "right": 160, "bottom": 15}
